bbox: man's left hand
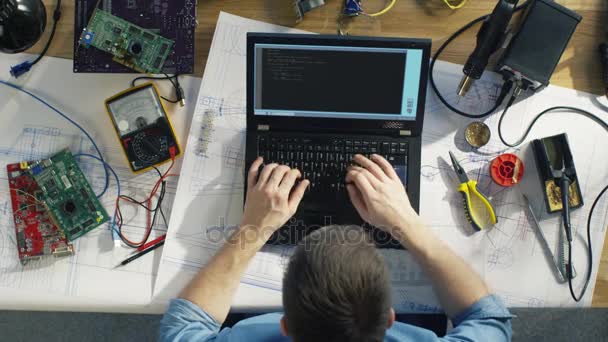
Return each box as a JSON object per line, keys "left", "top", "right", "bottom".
{"left": 240, "top": 157, "right": 309, "bottom": 239}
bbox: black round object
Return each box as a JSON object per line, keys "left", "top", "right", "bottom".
{"left": 63, "top": 200, "right": 77, "bottom": 215}
{"left": 130, "top": 42, "right": 142, "bottom": 55}
{"left": 0, "top": 0, "right": 47, "bottom": 54}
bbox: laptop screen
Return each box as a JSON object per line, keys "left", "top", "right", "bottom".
{"left": 253, "top": 43, "right": 423, "bottom": 121}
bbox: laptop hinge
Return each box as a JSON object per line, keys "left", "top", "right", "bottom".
{"left": 399, "top": 130, "right": 412, "bottom": 136}
{"left": 257, "top": 124, "right": 270, "bottom": 131}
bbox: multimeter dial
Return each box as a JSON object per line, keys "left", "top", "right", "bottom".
{"left": 132, "top": 131, "right": 168, "bottom": 164}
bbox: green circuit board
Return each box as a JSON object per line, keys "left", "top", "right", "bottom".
{"left": 31, "top": 149, "right": 109, "bottom": 241}
{"left": 78, "top": 9, "right": 174, "bottom": 73}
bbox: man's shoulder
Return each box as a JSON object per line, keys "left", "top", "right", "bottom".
{"left": 227, "top": 316, "right": 438, "bottom": 342}
{"left": 386, "top": 321, "right": 442, "bottom": 341}
{"left": 232, "top": 313, "right": 283, "bottom": 326}
{"left": 219, "top": 313, "right": 288, "bottom": 341}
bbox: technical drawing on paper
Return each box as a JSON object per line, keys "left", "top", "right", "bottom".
{"left": 0, "top": 125, "right": 175, "bottom": 299}
{"left": 497, "top": 290, "right": 545, "bottom": 308}
{"left": 154, "top": 13, "right": 608, "bottom": 310}
{"left": 420, "top": 64, "right": 608, "bottom": 307}
{"left": 153, "top": 14, "right": 438, "bottom": 304}
{"left": 428, "top": 65, "right": 503, "bottom": 116}
{"left": 188, "top": 96, "right": 246, "bottom": 196}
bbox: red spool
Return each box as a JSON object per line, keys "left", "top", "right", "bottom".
{"left": 490, "top": 153, "right": 524, "bottom": 187}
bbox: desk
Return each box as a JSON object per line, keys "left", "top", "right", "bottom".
{"left": 31, "top": 0, "right": 608, "bottom": 307}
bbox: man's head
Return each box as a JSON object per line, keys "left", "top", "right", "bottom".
{"left": 282, "top": 225, "right": 394, "bottom": 342}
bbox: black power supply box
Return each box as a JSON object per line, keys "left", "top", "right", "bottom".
{"left": 498, "top": 0, "right": 582, "bottom": 90}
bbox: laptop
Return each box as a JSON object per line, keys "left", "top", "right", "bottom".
{"left": 245, "top": 33, "right": 430, "bottom": 247}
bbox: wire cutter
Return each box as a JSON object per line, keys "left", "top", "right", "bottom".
{"left": 449, "top": 151, "right": 497, "bottom": 231}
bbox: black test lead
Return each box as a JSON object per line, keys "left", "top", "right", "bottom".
{"left": 115, "top": 240, "right": 165, "bottom": 268}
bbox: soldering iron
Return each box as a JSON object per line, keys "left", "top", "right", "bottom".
{"left": 432, "top": 0, "right": 581, "bottom": 119}
{"left": 457, "top": 0, "right": 518, "bottom": 97}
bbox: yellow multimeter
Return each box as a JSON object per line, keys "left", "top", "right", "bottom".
{"left": 105, "top": 83, "right": 181, "bottom": 173}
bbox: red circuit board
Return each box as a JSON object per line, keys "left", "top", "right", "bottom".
{"left": 7, "top": 162, "right": 73, "bottom": 265}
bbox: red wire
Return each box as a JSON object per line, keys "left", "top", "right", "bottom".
{"left": 114, "top": 158, "right": 176, "bottom": 247}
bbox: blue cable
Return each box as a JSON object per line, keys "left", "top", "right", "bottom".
{"left": 0, "top": 79, "right": 110, "bottom": 198}
{"left": 74, "top": 153, "right": 121, "bottom": 239}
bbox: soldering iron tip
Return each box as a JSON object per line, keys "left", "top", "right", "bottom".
{"left": 457, "top": 75, "right": 475, "bottom": 97}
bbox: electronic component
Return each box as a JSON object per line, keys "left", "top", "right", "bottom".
{"left": 73, "top": 0, "right": 196, "bottom": 74}
{"left": 77, "top": 9, "right": 174, "bottom": 73}
{"left": 7, "top": 162, "right": 73, "bottom": 265}
{"left": 343, "top": 0, "right": 361, "bottom": 16}
{"left": 342, "top": 0, "right": 395, "bottom": 17}
{"left": 31, "top": 149, "right": 110, "bottom": 240}
{"left": 105, "top": 83, "right": 181, "bottom": 172}
{"left": 464, "top": 122, "right": 491, "bottom": 148}
{"left": 498, "top": 0, "right": 581, "bottom": 90}
{"left": 457, "top": 0, "right": 518, "bottom": 97}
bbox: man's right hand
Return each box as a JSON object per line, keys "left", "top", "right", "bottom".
{"left": 346, "top": 155, "right": 493, "bottom": 322}
{"left": 345, "top": 154, "right": 421, "bottom": 237}
{"left": 241, "top": 157, "right": 309, "bottom": 238}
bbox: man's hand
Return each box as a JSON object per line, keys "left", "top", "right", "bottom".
{"left": 179, "top": 158, "right": 309, "bottom": 323}
{"left": 346, "top": 154, "right": 420, "bottom": 235}
{"left": 347, "top": 154, "right": 492, "bottom": 319}
{"left": 241, "top": 157, "right": 310, "bottom": 237}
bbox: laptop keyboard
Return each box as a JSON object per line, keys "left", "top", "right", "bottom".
{"left": 257, "top": 135, "right": 408, "bottom": 194}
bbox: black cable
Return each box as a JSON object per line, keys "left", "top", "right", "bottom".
{"left": 162, "top": 98, "right": 180, "bottom": 104}
{"left": 159, "top": 205, "right": 169, "bottom": 229}
{"left": 131, "top": 74, "right": 183, "bottom": 104}
{"left": 497, "top": 103, "right": 608, "bottom": 302}
{"left": 153, "top": 166, "right": 170, "bottom": 228}
{"left": 115, "top": 167, "right": 168, "bottom": 248}
{"left": 119, "top": 168, "right": 165, "bottom": 209}
{"left": 429, "top": 0, "right": 531, "bottom": 118}
{"left": 170, "top": 73, "right": 185, "bottom": 106}
{"left": 164, "top": 73, "right": 178, "bottom": 89}
{"left": 30, "top": 0, "right": 62, "bottom": 66}
{"left": 498, "top": 105, "right": 608, "bottom": 148}
{"left": 568, "top": 184, "right": 608, "bottom": 302}
{"left": 432, "top": 0, "right": 607, "bottom": 304}
{"left": 116, "top": 184, "right": 165, "bottom": 248}
{"left": 130, "top": 74, "right": 174, "bottom": 87}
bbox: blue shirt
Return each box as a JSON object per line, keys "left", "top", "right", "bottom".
{"left": 160, "top": 295, "right": 513, "bottom": 341}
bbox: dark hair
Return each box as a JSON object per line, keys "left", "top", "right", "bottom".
{"left": 282, "top": 225, "right": 392, "bottom": 342}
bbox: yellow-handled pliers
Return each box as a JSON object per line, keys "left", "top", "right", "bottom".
{"left": 449, "top": 151, "right": 497, "bottom": 231}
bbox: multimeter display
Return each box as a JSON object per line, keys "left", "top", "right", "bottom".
{"left": 105, "top": 83, "right": 181, "bottom": 172}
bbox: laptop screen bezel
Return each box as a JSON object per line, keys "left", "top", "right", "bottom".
{"left": 246, "top": 33, "right": 430, "bottom": 136}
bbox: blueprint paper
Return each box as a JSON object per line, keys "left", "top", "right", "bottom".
{"left": 153, "top": 12, "right": 444, "bottom": 313}
{"left": 152, "top": 13, "right": 440, "bottom": 311}
{"left": 424, "top": 62, "right": 608, "bottom": 308}
{"left": 154, "top": 12, "right": 608, "bottom": 311}
{"left": 0, "top": 54, "right": 201, "bottom": 312}
{"left": 152, "top": 12, "right": 319, "bottom": 309}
